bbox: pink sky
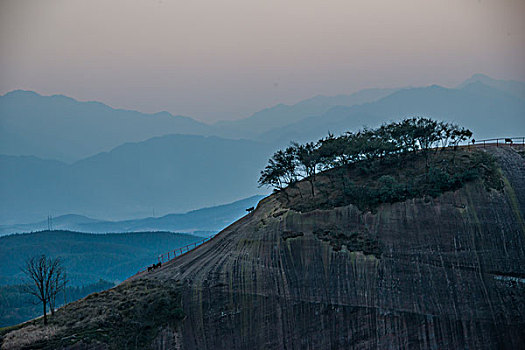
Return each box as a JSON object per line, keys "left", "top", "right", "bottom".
{"left": 1, "top": 0, "right": 524, "bottom": 122}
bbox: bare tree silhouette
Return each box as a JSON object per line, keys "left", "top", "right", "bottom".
{"left": 22, "top": 255, "right": 66, "bottom": 325}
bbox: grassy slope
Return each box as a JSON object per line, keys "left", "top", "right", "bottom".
{"left": 0, "top": 280, "right": 115, "bottom": 328}
{"left": 0, "top": 279, "right": 184, "bottom": 350}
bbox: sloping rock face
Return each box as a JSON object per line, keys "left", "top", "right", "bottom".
{"left": 146, "top": 147, "right": 524, "bottom": 349}
{"left": 2, "top": 147, "right": 524, "bottom": 349}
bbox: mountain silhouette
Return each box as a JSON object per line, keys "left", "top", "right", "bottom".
{"left": 0, "top": 195, "right": 264, "bottom": 235}
{"left": 1, "top": 75, "right": 524, "bottom": 226}
{"left": 0, "top": 135, "right": 273, "bottom": 224}
{"left": 0, "top": 90, "right": 212, "bottom": 162}
{"left": 256, "top": 82, "right": 525, "bottom": 146}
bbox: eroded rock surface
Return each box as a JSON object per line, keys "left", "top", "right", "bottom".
{"left": 2, "top": 147, "right": 524, "bottom": 349}
{"left": 146, "top": 147, "right": 524, "bottom": 349}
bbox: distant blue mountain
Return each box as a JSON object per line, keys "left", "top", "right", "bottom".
{"left": 0, "top": 88, "right": 401, "bottom": 161}
{"left": 0, "top": 90, "right": 213, "bottom": 162}
{"left": 458, "top": 73, "right": 525, "bottom": 100}
{"left": 256, "top": 81, "right": 525, "bottom": 146}
{"left": 213, "top": 87, "right": 400, "bottom": 138}
{"left": 0, "top": 135, "right": 272, "bottom": 224}
{"left": 1, "top": 74, "right": 523, "bottom": 225}
{"left": 1, "top": 75, "right": 523, "bottom": 163}
{"left": 0, "top": 195, "right": 264, "bottom": 235}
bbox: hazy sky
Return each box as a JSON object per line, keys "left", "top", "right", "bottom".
{"left": 1, "top": 0, "right": 524, "bottom": 122}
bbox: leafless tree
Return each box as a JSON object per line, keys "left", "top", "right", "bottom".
{"left": 62, "top": 270, "right": 68, "bottom": 306}
{"left": 22, "top": 255, "right": 65, "bottom": 325}
{"left": 48, "top": 265, "right": 67, "bottom": 316}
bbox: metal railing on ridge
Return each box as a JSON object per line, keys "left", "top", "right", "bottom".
{"left": 468, "top": 137, "right": 525, "bottom": 148}
{"left": 157, "top": 236, "right": 213, "bottom": 264}
{"left": 136, "top": 135, "right": 524, "bottom": 275}
{"left": 136, "top": 236, "right": 213, "bottom": 274}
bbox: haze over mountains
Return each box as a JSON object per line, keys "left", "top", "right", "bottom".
{"left": 0, "top": 90, "right": 213, "bottom": 162}
{"left": 213, "top": 87, "right": 400, "bottom": 139}
{"left": 0, "top": 195, "right": 263, "bottom": 236}
{"left": 2, "top": 74, "right": 523, "bottom": 162}
{"left": 0, "top": 135, "right": 270, "bottom": 223}
{"left": 262, "top": 82, "right": 525, "bottom": 146}
{"left": 1, "top": 74, "right": 524, "bottom": 225}
{"left": 0, "top": 86, "right": 401, "bottom": 162}
{"left": 458, "top": 73, "right": 525, "bottom": 100}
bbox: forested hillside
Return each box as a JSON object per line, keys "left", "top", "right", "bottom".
{"left": 0, "top": 231, "right": 202, "bottom": 285}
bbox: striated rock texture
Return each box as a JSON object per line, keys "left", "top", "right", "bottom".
{"left": 149, "top": 147, "right": 525, "bottom": 349}
{"left": 2, "top": 147, "right": 524, "bottom": 349}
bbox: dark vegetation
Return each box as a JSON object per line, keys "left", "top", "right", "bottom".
{"left": 313, "top": 226, "right": 381, "bottom": 257}
{"left": 262, "top": 117, "right": 503, "bottom": 257}
{"left": 0, "top": 280, "right": 114, "bottom": 328}
{"left": 287, "top": 149, "right": 503, "bottom": 213}
{"left": 0, "top": 279, "right": 185, "bottom": 350}
{"left": 0, "top": 230, "right": 202, "bottom": 285}
{"left": 259, "top": 117, "right": 503, "bottom": 212}
{"left": 281, "top": 230, "right": 304, "bottom": 240}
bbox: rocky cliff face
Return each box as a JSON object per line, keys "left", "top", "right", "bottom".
{"left": 2, "top": 147, "right": 524, "bottom": 349}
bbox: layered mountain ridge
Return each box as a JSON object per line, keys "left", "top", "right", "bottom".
{"left": 2, "top": 75, "right": 525, "bottom": 224}
{"left": 0, "top": 195, "right": 264, "bottom": 235}
{"left": 2, "top": 74, "right": 524, "bottom": 163}
{"left": 0, "top": 135, "right": 272, "bottom": 223}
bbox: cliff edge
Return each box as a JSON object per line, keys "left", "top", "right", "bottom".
{"left": 2, "top": 146, "right": 524, "bottom": 349}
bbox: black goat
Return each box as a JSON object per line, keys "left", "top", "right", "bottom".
{"left": 246, "top": 207, "right": 255, "bottom": 213}
{"left": 147, "top": 261, "right": 162, "bottom": 272}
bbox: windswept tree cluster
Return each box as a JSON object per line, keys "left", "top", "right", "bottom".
{"left": 259, "top": 117, "right": 473, "bottom": 194}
